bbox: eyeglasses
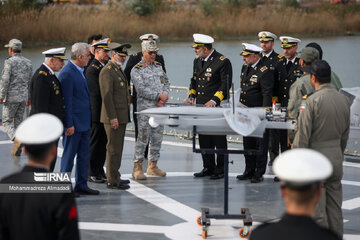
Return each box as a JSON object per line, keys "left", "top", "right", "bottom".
{"left": 148, "top": 51, "right": 157, "bottom": 55}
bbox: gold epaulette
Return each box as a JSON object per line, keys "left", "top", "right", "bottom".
{"left": 39, "top": 70, "right": 48, "bottom": 76}
{"left": 154, "top": 61, "right": 162, "bottom": 66}
{"left": 260, "top": 66, "right": 268, "bottom": 72}
{"left": 135, "top": 63, "right": 144, "bottom": 69}
{"left": 219, "top": 56, "right": 226, "bottom": 61}
{"left": 91, "top": 64, "right": 99, "bottom": 69}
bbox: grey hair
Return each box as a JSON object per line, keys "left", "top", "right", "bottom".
{"left": 71, "top": 42, "right": 89, "bottom": 60}
{"left": 44, "top": 57, "right": 52, "bottom": 63}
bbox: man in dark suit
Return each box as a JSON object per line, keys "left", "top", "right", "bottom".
{"left": 85, "top": 38, "right": 110, "bottom": 183}
{"left": 250, "top": 149, "right": 340, "bottom": 240}
{"left": 0, "top": 113, "right": 80, "bottom": 240}
{"left": 258, "top": 31, "right": 284, "bottom": 166}
{"left": 236, "top": 43, "right": 274, "bottom": 183}
{"left": 30, "top": 47, "right": 66, "bottom": 172}
{"left": 184, "top": 33, "right": 232, "bottom": 180}
{"left": 124, "top": 33, "right": 166, "bottom": 159}
{"left": 99, "top": 42, "right": 132, "bottom": 190}
{"left": 59, "top": 42, "right": 99, "bottom": 195}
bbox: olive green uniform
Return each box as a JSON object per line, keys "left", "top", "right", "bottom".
{"left": 293, "top": 83, "right": 350, "bottom": 237}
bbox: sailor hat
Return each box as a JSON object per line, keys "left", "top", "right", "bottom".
{"left": 110, "top": 42, "right": 132, "bottom": 56}
{"left": 273, "top": 148, "right": 332, "bottom": 189}
{"left": 258, "top": 31, "right": 277, "bottom": 42}
{"left": 139, "top": 33, "right": 159, "bottom": 41}
{"left": 4, "top": 39, "right": 22, "bottom": 51}
{"left": 142, "top": 40, "right": 159, "bottom": 52}
{"left": 15, "top": 113, "right": 64, "bottom": 145}
{"left": 192, "top": 33, "right": 214, "bottom": 48}
{"left": 240, "top": 43, "right": 263, "bottom": 56}
{"left": 280, "top": 36, "right": 301, "bottom": 48}
{"left": 92, "top": 38, "right": 111, "bottom": 50}
{"left": 42, "top": 47, "right": 67, "bottom": 60}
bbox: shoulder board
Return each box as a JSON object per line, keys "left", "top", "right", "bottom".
{"left": 277, "top": 54, "right": 284, "bottom": 59}
{"left": 157, "top": 53, "right": 162, "bottom": 57}
{"left": 154, "top": 61, "right": 162, "bottom": 66}
{"left": 260, "top": 66, "right": 268, "bottom": 72}
{"left": 91, "top": 64, "right": 100, "bottom": 69}
{"left": 132, "top": 53, "right": 138, "bottom": 56}
{"left": 39, "top": 70, "right": 48, "bottom": 76}
{"left": 302, "top": 94, "right": 308, "bottom": 100}
{"left": 135, "top": 63, "right": 145, "bottom": 69}
{"left": 219, "top": 56, "right": 226, "bottom": 61}
{"left": 107, "top": 65, "right": 112, "bottom": 69}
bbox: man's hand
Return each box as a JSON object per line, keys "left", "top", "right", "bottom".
{"left": 110, "top": 119, "right": 119, "bottom": 130}
{"left": 0, "top": 99, "right": 3, "bottom": 104}
{"left": 65, "top": 126, "right": 75, "bottom": 136}
{"left": 157, "top": 100, "right": 165, "bottom": 107}
{"left": 183, "top": 98, "right": 195, "bottom": 104}
{"left": 159, "top": 93, "right": 169, "bottom": 103}
{"left": 204, "top": 100, "right": 216, "bottom": 107}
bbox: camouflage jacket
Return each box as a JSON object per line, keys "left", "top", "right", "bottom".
{"left": 130, "top": 58, "right": 170, "bottom": 112}
{"left": 0, "top": 53, "right": 32, "bottom": 102}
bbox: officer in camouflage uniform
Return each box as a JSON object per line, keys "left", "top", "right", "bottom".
{"left": 258, "top": 31, "right": 284, "bottom": 166}
{"left": 85, "top": 38, "right": 110, "bottom": 183}
{"left": 293, "top": 60, "right": 350, "bottom": 238}
{"left": 131, "top": 40, "right": 170, "bottom": 180}
{"left": 0, "top": 39, "right": 32, "bottom": 156}
{"left": 236, "top": 43, "right": 274, "bottom": 183}
{"left": 185, "top": 33, "right": 232, "bottom": 180}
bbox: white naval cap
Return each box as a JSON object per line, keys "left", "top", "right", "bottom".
{"left": 139, "top": 33, "right": 159, "bottom": 41}
{"left": 42, "top": 47, "right": 67, "bottom": 60}
{"left": 192, "top": 33, "right": 214, "bottom": 48}
{"left": 273, "top": 148, "right": 333, "bottom": 189}
{"left": 92, "top": 38, "right": 111, "bottom": 50}
{"left": 240, "top": 43, "right": 263, "bottom": 56}
{"left": 15, "top": 113, "right": 64, "bottom": 145}
{"left": 258, "top": 31, "right": 277, "bottom": 42}
{"left": 279, "top": 36, "right": 301, "bottom": 48}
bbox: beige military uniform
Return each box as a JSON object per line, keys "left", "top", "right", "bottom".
{"left": 293, "top": 83, "right": 350, "bottom": 237}
{"left": 99, "top": 61, "right": 130, "bottom": 185}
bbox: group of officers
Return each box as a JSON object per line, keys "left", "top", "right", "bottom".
{"left": 0, "top": 31, "right": 350, "bottom": 239}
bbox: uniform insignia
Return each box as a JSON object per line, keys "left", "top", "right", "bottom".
{"left": 133, "top": 53, "right": 138, "bottom": 56}
{"left": 154, "top": 61, "right": 162, "bottom": 66}
{"left": 39, "top": 71, "right": 48, "bottom": 76}
{"left": 135, "top": 63, "right": 144, "bottom": 69}
{"left": 219, "top": 56, "right": 226, "bottom": 61}
{"left": 91, "top": 64, "right": 99, "bottom": 69}
{"left": 55, "top": 90, "right": 59, "bottom": 95}
{"left": 300, "top": 103, "right": 306, "bottom": 111}
{"left": 260, "top": 66, "right": 268, "bottom": 72}
{"left": 278, "top": 54, "right": 284, "bottom": 59}
{"left": 120, "top": 82, "right": 124, "bottom": 87}
{"left": 107, "top": 65, "right": 112, "bottom": 69}
{"left": 250, "top": 75, "right": 258, "bottom": 83}
{"left": 206, "top": 68, "right": 211, "bottom": 72}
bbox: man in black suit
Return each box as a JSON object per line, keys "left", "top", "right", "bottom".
{"left": 236, "top": 43, "right": 274, "bottom": 183}
{"left": 86, "top": 38, "right": 110, "bottom": 183}
{"left": 124, "top": 33, "right": 166, "bottom": 159}
{"left": 184, "top": 33, "right": 232, "bottom": 180}
{"left": 0, "top": 113, "right": 80, "bottom": 240}
{"left": 30, "top": 47, "right": 67, "bottom": 172}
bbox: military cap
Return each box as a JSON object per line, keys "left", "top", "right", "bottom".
{"left": 258, "top": 31, "right": 277, "bottom": 42}
{"left": 273, "top": 148, "right": 332, "bottom": 190}
{"left": 42, "top": 47, "right": 68, "bottom": 60}
{"left": 240, "top": 43, "right": 262, "bottom": 56}
{"left": 310, "top": 59, "right": 331, "bottom": 82}
{"left": 4, "top": 39, "right": 22, "bottom": 51}
{"left": 110, "top": 42, "right": 132, "bottom": 56}
{"left": 192, "top": 33, "right": 214, "bottom": 48}
{"left": 142, "top": 40, "right": 159, "bottom": 52}
{"left": 15, "top": 113, "right": 64, "bottom": 145}
{"left": 279, "top": 36, "right": 301, "bottom": 49}
{"left": 139, "top": 33, "right": 159, "bottom": 41}
{"left": 300, "top": 47, "right": 319, "bottom": 64}
{"left": 92, "top": 38, "right": 111, "bottom": 50}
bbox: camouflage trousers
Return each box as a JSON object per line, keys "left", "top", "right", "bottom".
{"left": 134, "top": 115, "right": 164, "bottom": 162}
{"left": 2, "top": 101, "right": 26, "bottom": 140}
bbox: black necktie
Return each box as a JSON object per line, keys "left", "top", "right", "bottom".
{"left": 263, "top": 56, "right": 268, "bottom": 61}
{"left": 201, "top": 60, "right": 205, "bottom": 68}
{"left": 246, "top": 66, "right": 252, "bottom": 76}
{"left": 286, "top": 61, "right": 292, "bottom": 73}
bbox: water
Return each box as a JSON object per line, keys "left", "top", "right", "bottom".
{"left": 0, "top": 36, "right": 359, "bottom": 90}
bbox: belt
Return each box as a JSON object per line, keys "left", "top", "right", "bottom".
{"left": 310, "top": 139, "right": 341, "bottom": 148}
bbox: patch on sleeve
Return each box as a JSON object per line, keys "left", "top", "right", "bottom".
{"left": 300, "top": 103, "right": 306, "bottom": 112}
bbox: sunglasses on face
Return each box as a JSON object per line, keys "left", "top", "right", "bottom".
{"left": 148, "top": 51, "right": 157, "bottom": 55}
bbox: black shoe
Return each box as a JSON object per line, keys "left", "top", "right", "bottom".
{"left": 119, "top": 179, "right": 130, "bottom": 184}
{"left": 75, "top": 187, "right": 100, "bottom": 195}
{"left": 236, "top": 172, "right": 254, "bottom": 181}
{"left": 210, "top": 172, "right": 224, "bottom": 180}
{"left": 274, "top": 176, "right": 280, "bottom": 182}
{"left": 250, "top": 176, "right": 264, "bottom": 183}
{"left": 107, "top": 183, "right": 130, "bottom": 190}
{"left": 194, "top": 168, "right": 214, "bottom": 178}
{"left": 88, "top": 176, "right": 106, "bottom": 183}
